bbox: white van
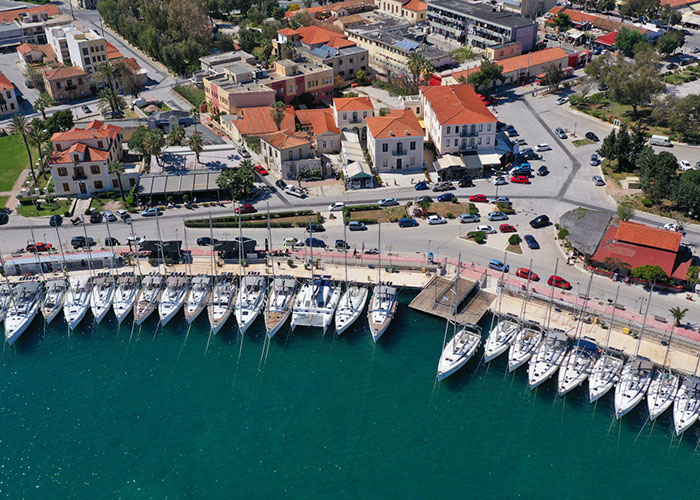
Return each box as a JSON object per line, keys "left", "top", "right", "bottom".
{"left": 650, "top": 135, "right": 672, "bottom": 147}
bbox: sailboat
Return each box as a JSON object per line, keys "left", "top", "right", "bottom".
{"left": 614, "top": 357, "right": 654, "bottom": 419}
{"left": 527, "top": 329, "right": 569, "bottom": 389}
{"left": 588, "top": 287, "right": 624, "bottom": 402}
{"left": 63, "top": 276, "right": 92, "bottom": 330}
{"left": 90, "top": 272, "right": 115, "bottom": 324}
{"left": 112, "top": 273, "right": 140, "bottom": 324}
{"left": 0, "top": 283, "right": 12, "bottom": 322}
{"left": 235, "top": 273, "right": 266, "bottom": 334}
{"left": 291, "top": 276, "right": 341, "bottom": 333}
{"left": 4, "top": 280, "right": 43, "bottom": 344}
{"left": 208, "top": 273, "right": 236, "bottom": 334}
{"left": 184, "top": 275, "right": 211, "bottom": 323}
{"left": 134, "top": 273, "right": 163, "bottom": 326}
{"left": 334, "top": 221, "right": 368, "bottom": 335}
{"left": 437, "top": 322, "right": 481, "bottom": 381}
{"left": 674, "top": 374, "right": 700, "bottom": 435}
{"left": 647, "top": 327, "right": 679, "bottom": 420}
{"left": 508, "top": 321, "right": 543, "bottom": 372}
{"left": 484, "top": 315, "right": 521, "bottom": 362}
{"left": 41, "top": 278, "right": 67, "bottom": 324}
{"left": 159, "top": 273, "right": 189, "bottom": 326}
{"left": 367, "top": 215, "right": 397, "bottom": 342}
{"left": 265, "top": 276, "right": 296, "bottom": 338}
{"left": 557, "top": 337, "right": 599, "bottom": 396}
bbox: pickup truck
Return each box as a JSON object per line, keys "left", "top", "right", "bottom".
{"left": 284, "top": 185, "right": 305, "bottom": 198}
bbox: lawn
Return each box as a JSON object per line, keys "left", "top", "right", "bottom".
{"left": 16, "top": 199, "right": 72, "bottom": 217}
{"left": 424, "top": 201, "right": 478, "bottom": 218}
{"left": 174, "top": 84, "right": 205, "bottom": 107}
{"left": 0, "top": 196, "right": 8, "bottom": 209}
{"left": 506, "top": 243, "right": 523, "bottom": 254}
{"left": 571, "top": 139, "right": 594, "bottom": 147}
{"left": 346, "top": 206, "right": 407, "bottom": 223}
{"left": 0, "top": 134, "right": 38, "bottom": 192}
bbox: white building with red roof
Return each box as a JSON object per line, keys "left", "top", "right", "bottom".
{"left": 332, "top": 96, "right": 375, "bottom": 138}
{"left": 260, "top": 130, "right": 322, "bottom": 179}
{"left": 376, "top": 0, "right": 427, "bottom": 24}
{"left": 49, "top": 120, "right": 139, "bottom": 197}
{"left": 366, "top": 109, "right": 424, "bottom": 172}
{"left": 296, "top": 108, "right": 341, "bottom": 154}
{"left": 0, "top": 72, "right": 18, "bottom": 118}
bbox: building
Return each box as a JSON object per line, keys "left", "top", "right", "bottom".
{"left": 295, "top": 108, "right": 341, "bottom": 154}
{"left": 502, "top": 0, "right": 556, "bottom": 19}
{"left": 47, "top": 26, "right": 107, "bottom": 74}
{"left": 275, "top": 26, "right": 369, "bottom": 81}
{"left": 427, "top": 1, "right": 538, "bottom": 52}
{"left": 220, "top": 105, "right": 296, "bottom": 145}
{"left": 0, "top": 4, "right": 65, "bottom": 48}
{"left": 332, "top": 96, "right": 375, "bottom": 141}
{"left": 375, "top": 0, "right": 427, "bottom": 24}
{"left": 199, "top": 50, "right": 256, "bottom": 75}
{"left": 346, "top": 19, "right": 453, "bottom": 79}
{"left": 544, "top": 7, "right": 652, "bottom": 35}
{"left": 0, "top": 73, "right": 18, "bottom": 118}
{"left": 485, "top": 41, "right": 522, "bottom": 61}
{"left": 284, "top": 0, "right": 375, "bottom": 19}
{"left": 42, "top": 65, "right": 90, "bottom": 102}
{"left": 421, "top": 84, "right": 497, "bottom": 156}
{"left": 260, "top": 130, "right": 322, "bottom": 179}
{"left": 16, "top": 42, "right": 56, "bottom": 68}
{"left": 146, "top": 110, "right": 194, "bottom": 134}
{"left": 49, "top": 120, "right": 139, "bottom": 197}
{"left": 333, "top": 14, "right": 369, "bottom": 30}
{"left": 366, "top": 109, "right": 424, "bottom": 172}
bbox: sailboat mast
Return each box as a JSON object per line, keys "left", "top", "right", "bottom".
{"left": 307, "top": 215, "right": 313, "bottom": 278}
{"left": 81, "top": 216, "right": 95, "bottom": 279}
{"left": 544, "top": 258, "right": 559, "bottom": 331}
{"left": 208, "top": 210, "right": 216, "bottom": 281}
{"left": 155, "top": 215, "right": 166, "bottom": 275}
{"left": 238, "top": 201, "right": 244, "bottom": 312}
{"left": 53, "top": 224, "right": 68, "bottom": 275}
{"left": 343, "top": 218, "right": 348, "bottom": 291}
{"left": 28, "top": 224, "right": 45, "bottom": 281}
{"left": 128, "top": 216, "right": 142, "bottom": 278}
{"left": 634, "top": 280, "right": 655, "bottom": 358}
{"left": 377, "top": 213, "right": 381, "bottom": 286}
{"left": 602, "top": 285, "right": 620, "bottom": 351}
{"left": 105, "top": 217, "right": 116, "bottom": 276}
{"left": 266, "top": 202, "right": 274, "bottom": 280}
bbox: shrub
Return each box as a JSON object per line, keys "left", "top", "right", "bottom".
{"left": 468, "top": 203, "right": 479, "bottom": 215}
{"left": 64, "top": 210, "right": 71, "bottom": 217}
{"left": 446, "top": 212, "right": 455, "bottom": 219}
{"left": 466, "top": 230, "right": 485, "bottom": 240}
{"left": 641, "top": 198, "right": 652, "bottom": 207}
{"left": 557, "top": 228, "right": 569, "bottom": 240}
{"left": 497, "top": 203, "right": 515, "bottom": 214}
{"left": 508, "top": 234, "right": 520, "bottom": 245}
{"left": 287, "top": 259, "right": 294, "bottom": 268}
{"left": 474, "top": 233, "right": 485, "bottom": 244}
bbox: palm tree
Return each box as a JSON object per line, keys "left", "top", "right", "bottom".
{"left": 97, "top": 87, "right": 126, "bottom": 119}
{"left": 191, "top": 105, "right": 201, "bottom": 133}
{"left": 188, "top": 133, "right": 204, "bottom": 165}
{"left": 420, "top": 58, "right": 435, "bottom": 84}
{"left": 27, "top": 122, "right": 49, "bottom": 184}
{"left": 9, "top": 114, "right": 38, "bottom": 187}
{"left": 33, "top": 96, "right": 48, "bottom": 119}
{"left": 269, "top": 101, "right": 287, "bottom": 131}
{"left": 407, "top": 52, "right": 429, "bottom": 87}
{"left": 95, "top": 61, "right": 120, "bottom": 93}
{"left": 168, "top": 127, "right": 185, "bottom": 146}
{"left": 108, "top": 161, "right": 126, "bottom": 202}
{"left": 282, "top": 39, "right": 296, "bottom": 60}
{"left": 143, "top": 129, "right": 165, "bottom": 166}
{"left": 669, "top": 306, "right": 688, "bottom": 327}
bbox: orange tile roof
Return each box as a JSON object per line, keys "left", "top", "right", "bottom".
{"left": 105, "top": 41, "right": 123, "bottom": 60}
{"left": 261, "top": 130, "right": 312, "bottom": 150}
{"left": 0, "top": 73, "right": 13, "bottom": 92}
{"left": 43, "top": 65, "right": 88, "bottom": 81}
{"left": 285, "top": 5, "right": 325, "bottom": 18}
{"left": 51, "top": 120, "right": 120, "bottom": 143}
{"left": 616, "top": 221, "right": 681, "bottom": 252}
{"left": 547, "top": 6, "right": 646, "bottom": 33}
{"left": 50, "top": 144, "right": 109, "bottom": 164}
{"left": 17, "top": 43, "right": 56, "bottom": 61}
{"left": 327, "top": 0, "right": 373, "bottom": 12}
{"left": 662, "top": 0, "right": 694, "bottom": 7}
{"left": 288, "top": 25, "right": 354, "bottom": 48}
{"left": 0, "top": 4, "right": 59, "bottom": 23}
{"left": 422, "top": 84, "right": 496, "bottom": 125}
{"left": 16, "top": 43, "right": 33, "bottom": 55}
{"left": 366, "top": 109, "right": 423, "bottom": 139}
{"left": 278, "top": 27, "right": 296, "bottom": 36}
{"left": 295, "top": 108, "right": 340, "bottom": 137}
{"left": 333, "top": 96, "right": 373, "bottom": 112}
{"left": 450, "top": 47, "right": 569, "bottom": 82}
{"left": 403, "top": 0, "right": 427, "bottom": 11}
{"left": 229, "top": 105, "right": 295, "bottom": 136}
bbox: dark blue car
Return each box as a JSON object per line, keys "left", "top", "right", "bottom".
{"left": 398, "top": 217, "right": 419, "bottom": 228}
{"left": 437, "top": 193, "right": 456, "bottom": 202}
{"left": 524, "top": 234, "right": 540, "bottom": 249}
{"left": 305, "top": 237, "right": 326, "bottom": 248}
{"left": 415, "top": 181, "right": 429, "bottom": 191}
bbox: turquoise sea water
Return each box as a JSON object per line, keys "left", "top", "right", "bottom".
{"left": 3, "top": 291, "right": 700, "bottom": 499}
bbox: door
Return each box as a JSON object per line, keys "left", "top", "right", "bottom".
{"left": 396, "top": 158, "right": 402, "bottom": 170}
{"left": 79, "top": 182, "right": 87, "bottom": 195}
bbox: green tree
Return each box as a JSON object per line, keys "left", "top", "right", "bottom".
{"left": 452, "top": 47, "right": 477, "bottom": 63}
{"left": 638, "top": 149, "right": 678, "bottom": 205}
{"left": 188, "top": 133, "right": 204, "bottom": 164}
{"left": 168, "top": 126, "right": 186, "bottom": 146}
{"left": 596, "top": 0, "right": 616, "bottom": 12}
{"left": 629, "top": 123, "right": 648, "bottom": 162}
{"left": 598, "top": 128, "right": 617, "bottom": 163}
{"left": 191, "top": 106, "right": 201, "bottom": 133}
{"left": 9, "top": 115, "right": 38, "bottom": 187}
{"left": 27, "top": 122, "right": 50, "bottom": 181}
{"left": 656, "top": 30, "right": 684, "bottom": 58}
{"left": 43, "top": 109, "right": 73, "bottom": 134}
{"left": 108, "top": 161, "right": 127, "bottom": 201}
{"left": 615, "top": 123, "right": 633, "bottom": 171}
{"left": 407, "top": 52, "right": 430, "bottom": 87}
{"left": 669, "top": 306, "right": 688, "bottom": 327}
{"left": 553, "top": 13, "right": 571, "bottom": 30}
{"left": 355, "top": 69, "right": 369, "bottom": 85}
{"left": 24, "top": 66, "right": 45, "bottom": 93}
{"left": 239, "top": 27, "right": 260, "bottom": 53}
{"left": 97, "top": 87, "right": 126, "bottom": 119}
{"left": 542, "top": 64, "right": 565, "bottom": 92}
{"left": 671, "top": 170, "right": 700, "bottom": 215}
{"left": 128, "top": 126, "right": 150, "bottom": 157}
{"left": 216, "top": 160, "right": 255, "bottom": 200}
{"left": 584, "top": 53, "right": 614, "bottom": 82}
{"left": 467, "top": 60, "right": 504, "bottom": 93}
{"left": 617, "top": 200, "right": 635, "bottom": 221}
{"left": 143, "top": 129, "right": 166, "bottom": 166}
{"left": 614, "top": 27, "right": 648, "bottom": 56}
{"left": 33, "top": 96, "right": 48, "bottom": 120}
{"left": 620, "top": 0, "right": 660, "bottom": 19}
{"left": 269, "top": 101, "right": 287, "bottom": 131}
{"left": 282, "top": 39, "right": 296, "bottom": 60}
{"left": 631, "top": 264, "right": 668, "bottom": 283}
{"left": 605, "top": 46, "right": 664, "bottom": 118}
{"left": 668, "top": 94, "right": 700, "bottom": 142}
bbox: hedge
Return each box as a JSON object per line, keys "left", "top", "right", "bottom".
{"left": 184, "top": 209, "right": 319, "bottom": 228}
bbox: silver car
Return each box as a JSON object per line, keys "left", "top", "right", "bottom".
{"left": 592, "top": 175, "right": 605, "bottom": 186}
{"left": 488, "top": 211, "right": 509, "bottom": 221}
{"left": 103, "top": 211, "right": 117, "bottom": 222}
{"left": 459, "top": 213, "right": 480, "bottom": 223}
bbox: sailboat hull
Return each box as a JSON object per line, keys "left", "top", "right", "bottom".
{"left": 42, "top": 306, "right": 62, "bottom": 324}
{"left": 588, "top": 355, "right": 623, "bottom": 402}
{"left": 647, "top": 372, "right": 679, "bottom": 420}
{"left": 437, "top": 331, "right": 480, "bottom": 380}
{"left": 335, "top": 287, "right": 368, "bottom": 335}
{"left": 5, "top": 308, "right": 39, "bottom": 345}
{"left": 673, "top": 380, "right": 700, "bottom": 435}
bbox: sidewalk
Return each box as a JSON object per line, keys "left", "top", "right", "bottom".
{"left": 2, "top": 169, "right": 30, "bottom": 212}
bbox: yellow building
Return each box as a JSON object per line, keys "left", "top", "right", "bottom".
{"left": 375, "top": 0, "right": 427, "bottom": 23}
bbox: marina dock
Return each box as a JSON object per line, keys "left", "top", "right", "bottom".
{"left": 409, "top": 275, "right": 494, "bottom": 325}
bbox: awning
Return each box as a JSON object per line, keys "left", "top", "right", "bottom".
{"left": 433, "top": 154, "right": 465, "bottom": 172}
{"left": 461, "top": 154, "right": 482, "bottom": 172}
{"left": 565, "top": 28, "right": 585, "bottom": 40}
{"left": 477, "top": 149, "right": 502, "bottom": 166}
{"left": 343, "top": 160, "right": 372, "bottom": 179}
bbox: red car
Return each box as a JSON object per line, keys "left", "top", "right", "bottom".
{"left": 26, "top": 242, "right": 53, "bottom": 253}
{"left": 254, "top": 165, "right": 268, "bottom": 175}
{"left": 548, "top": 275, "right": 571, "bottom": 289}
{"left": 469, "top": 194, "right": 488, "bottom": 203}
{"left": 516, "top": 268, "right": 539, "bottom": 281}
{"left": 510, "top": 175, "right": 530, "bottom": 184}
{"left": 499, "top": 224, "right": 516, "bottom": 233}
{"left": 236, "top": 204, "right": 257, "bottom": 214}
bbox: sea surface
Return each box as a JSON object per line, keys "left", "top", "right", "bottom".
{"left": 2, "top": 291, "right": 700, "bottom": 499}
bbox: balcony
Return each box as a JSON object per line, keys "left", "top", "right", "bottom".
{"left": 391, "top": 149, "right": 407, "bottom": 156}
{"left": 460, "top": 130, "right": 477, "bottom": 137}
{"left": 65, "top": 84, "right": 77, "bottom": 91}
{"left": 72, "top": 173, "right": 87, "bottom": 180}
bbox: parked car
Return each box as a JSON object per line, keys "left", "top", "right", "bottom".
{"left": 306, "top": 222, "right": 325, "bottom": 233}
{"left": 328, "top": 202, "right": 345, "bottom": 212}
{"left": 592, "top": 175, "right": 606, "bottom": 186}
{"left": 0, "top": 213, "right": 8, "bottom": 225}
{"left": 515, "top": 138, "right": 527, "bottom": 145}
{"left": 492, "top": 196, "right": 511, "bottom": 205}
{"left": 667, "top": 63, "right": 678, "bottom": 70}
{"left": 534, "top": 143, "right": 551, "bottom": 152}
{"left": 305, "top": 237, "right": 326, "bottom": 248}
{"left": 398, "top": 217, "right": 419, "bottom": 228}
{"left": 510, "top": 175, "right": 530, "bottom": 184}
{"left": 284, "top": 185, "right": 305, "bottom": 198}
{"left": 499, "top": 224, "right": 516, "bottom": 233}
{"left": 254, "top": 165, "right": 268, "bottom": 175}
{"left": 507, "top": 129, "right": 519, "bottom": 137}
{"left": 492, "top": 176, "right": 507, "bottom": 186}
{"left": 512, "top": 166, "right": 531, "bottom": 177}
{"left": 347, "top": 221, "right": 367, "bottom": 231}
{"left": 415, "top": 181, "right": 429, "bottom": 191}
{"left": 104, "top": 237, "right": 120, "bottom": 247}
{"left": 524, "top": 234, "right": 540, "bottom": 249}
{"left": 537, "top": 165, "right": 549, "bottom": 176}
{"left": 26, "top": 242, "right": 53, "bottom": 253}
{"left": 469, "top": 194, "right": 488, "bottom": 203}
{"left": 283, "top": 237, "right": 303, "bottom": 248}
{"left": 378, "top": 198, "right": 399, "bottom": 207}
{"left": 141, "top": 207, "right": 162, "bottom": 217}
{"left": 476, "top": 224, "right": 496, "bottom": 234}
{"left": 427, "top": 214, "right": 447, "bottom": 225}
{"left": 276, "top": 179, "right": 287, "bottom": 190}
{"left": 49, "top": 214, "right": 62, "bottom": 227}
{"left": 458, "top": 178, "right": 474, "bottom": 188}
{"left": 81, "top": 105, "right": 91, "bottom": 114}
{"left": 545, "top": 33, "right": 558, "bottom": 41}
{"left": 529, "top": 215, "right": 550, "bottom": 228}
{"left": 236, "top": 204, "right": 256, "bottom": 214}
{"left": 519, "top": 149, "right": 540, "bottom": 161}
{"left": 197, "top": 237, "right": 219, "bottom": 246}
{"left": 585, "top": 132, "right": 600, "bottom": 142}
{"left": 679, "top": 160, "right": 693, "bottom": 171}
{"left": 489, "top": 259, "right": 509, "bottom": 272}
{"left": 488, "top": 211, "right": 508, "bottom": 221}
{"left": 459, "top": 213, "right": 480, "bottom": 223}
{"left": 90, "top": 211, "right": 103, "bottom": 223}
{"left": 516, "top": 268, "right": 539, "bottom": 281}
{"left": 237, "top": 147, "right": 251, "bottom": 158}
{"left": 590, "top": 153, "right": 600, "bottom": 166}
{"left": 555, "top": 96, "right": 569, "bottom": 105}
{"left": 335, "top": 239, "right": 350, "bottom": 251}
{"left": 555, "top": 127, "right": 567, "bottom": 139}
{"left": 548, "top": 275, "right": 571, "bottom": 289}
{"left": 71, "top": 236, "right": 95, "bottom": 249}
{"left": 25, "top": 79, "right": 34, "bottom": 88}
{"left": 126, "top": 236, "right": 143, "bottom": 246}
{"left": 103, "top": 210, "right": 117, "bottom": 222}
{"left": 416, "top": 195, "right": 433, "bottom": 203}
{"left": 437, "top": 193, "right": 456, "bottom": 202}
{"left": 432, "top": 182, "right": 455, "bottom": 192}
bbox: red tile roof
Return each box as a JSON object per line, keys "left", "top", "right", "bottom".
{"left": 228, "top": 105, "right": 295, "bottom": 136}
{"left": 16, "top": 43, "right": 33, "bottom": 55}
{"left": 51, "top": 120, "right": 120, "bottom": 143}
{"left": 281, "top": 25, "right": 355, "bottom": 48}
{"left": 296, "top": 108, "right": 340, "bottom": 137}
{"left": 278, "top": 27, "right": 296, "bottom": 36}
{"left": 105, "top": 41, "right": 123, "bottom": 60}
{"left": 366, "top": 109, "right": 423, "bottom": 139}
{"left": 43, "top": 65, "right": 87, "bottom": 81}
{"left": 50, "top": 143, "right": 109, "bottom": 164}
{"left": 450, "top": 47, "right": 570, "bottom": 81}
{"left": 547, "top": 6, "right": 646, "bottom": 33}
{"left": 595, "top": 31, "right": 617, "bottom": 46}
{"left": 16, "top": 43, "right": 56, "bottom": 62}
{"left": 0, "top": 73, "right": 13, "bottom": 92}
{"left": 333, "top": 96, "right": 373, "bottom": 112}
{"left": 285, "top": 5, "right": 325, "bottom": 18}
{"left": 0, "top": 4, "right": 59, "bottom": 23}
{"left": 261, "top": 130, "right": 312, "bottom": 150}
{"left": 403, "top": 0, "right": 427, "bottom": 11}
{"left": 421, "top": 84, "right": 497, "bottom": 125}
{"left": 616, "top": 221, "right": 682, "bottom": 252}
{"left": 662, "top": 0, "right": 695, "bottom": 7}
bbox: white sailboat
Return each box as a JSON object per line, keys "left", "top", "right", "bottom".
{"left": 647, "top": 370, "right": 679, "bottom": 420}
{"left": 614, "top": 358, "right": 654, "bottom": 419}
{"left": 63, "top": 276, "right": 92, "bottom": 330}
{"left": 184, "top": 275, "right": 211, "bottom": 324}
{"left": 265, "top": 276, "right": 296, "bottom": 338}
{"left": 437, "top": 322, "right": 482, "bottom": 381}
{"left": 208, "top": 273, "right": 236, "bottom": 334}
{"left": 112, "top": 273, "right": 140, "bottom": 324}
{"left": 527, "top": 329, "right": 569, "bottom": 389}
{"left": 557, "top": 338, "right": 599, "bottom": 396}
{"left": 234, "top": 273, "right": 266, "bottom": 334}
{"left": 158, "top": 273, "right": 189, "bottom": 326}
{"left": 89, "top": 273, "right": 115, "bottom": 324}
{"left": 134, "top": 273, "right": 163, "bottom": 326}
{"left": 367, "top": 215, "right": 397, "bottom": 342}
{"left": 484, "top": 315, "right": 521, "bottom": 362}
{"left": 4, "top": 280, "right": 43, "bottom": 345}
{"left": 335, "top": 285, "right": 368, "bottom": 335}
{"left": 0, "top": 283, "right": 12, "bottom": 323}
{"left": 291, "top": 276, "right": 341, "bottom": 333}
{"left": 674, "top": 374, "right": 700, "bottom": 435}
{"left": 588, "top": 347, "right": 624, "bottom": 402}
{"left": 41, "top": 278, "right": 66, "bottom": 324}
{"left": 508, "top": 322, "right": 543, "bottom": 372}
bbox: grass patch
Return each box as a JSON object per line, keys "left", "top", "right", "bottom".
{"left": 90, "top": 196, "right": 124, "bottom": 211}
{"left": 174, "top": 84, "right": 205, "bottom": 107}
{"left": 506, "top": 243, "right": 523, "bottom": 254}
{"left": 185, "top": 210, "right": 320, "bottom": 228}
{"left": 16, "top": 199, "right": 72, "bottom": 217}
{"left": 0, "top": 196, "right": 8, "bottom": 209}
{"left": 346, "top": 206, "right": 407, "bottom": 224}
{"left": 425, "top": 201, "right": 479, "bottom": 217}
{"left": 0, "top": 134, "right": 38, "bottom": 192}
{"left": 571, "top": 139, "right": 594, "bottom": 147}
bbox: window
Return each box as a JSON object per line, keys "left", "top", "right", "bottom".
{"left": 363, "top": 111, "right": 367, "bottom": 118}
{"left": 82, "top": 47, "right": 88, "bottom": 55}
{"left": 446, "top": 139, "right": 450, "bottom": 147}
{"left": 446, "top": 126, "right": 450, "bottom": 134}
{"left": 343, "top": 112, "right": 347, "bottom": 120}
{"left": 90, "top": 46, "right": 94, "bottom": 53}
{"left": 322, "top": 141, "right": 327, "bottom": 148}
{"left": 129, "top": 178, "right": 136, "bottom": 186}
{"left": 478, "top": 137, "right": 482, "bottom": 144}
{"left": 479, "top": 124, "right": 483, "bottom": 132}
{"left": 94, "top": 180, "right": 103, "bottom": 189}
{"left": 112, "top": 179, "right": 119, "bottom": 188}
{"left": 62, "top": 183, "right": 69, "bottom": 192}
{"left": 410, "top": 157, "right": 415, "bottom": 165}
{"left": 97, "top": 140, "right": 103, "bottom": 148}
{"left": 382, "top": 143, "right": 388, "bottom": 152}
{"left": 383, "top": 159, "right": 388, "bottom": 167}
{"left": 486, "top": 137, "right": 490, "bottom": 144}
{"left": 56, "top": 144, "right": 62, "bottom": 152}
{"left": 58, "top": 167, "right": 67, "bottom": 176}
{"left": 410, "top": 141, "right": 416, "bottom": 150}
{"left": 56, "top": 81, "right": 61, "bottom": 89}
{"left": 90, "top": 165, "right": 100, "bottom": 174}
{"left": 487, "top": 123, "right": 491, "bottom": 131}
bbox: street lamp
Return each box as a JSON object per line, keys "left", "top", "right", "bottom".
{"left": 427, "top": 239, "right": 431, "bottom": 267}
